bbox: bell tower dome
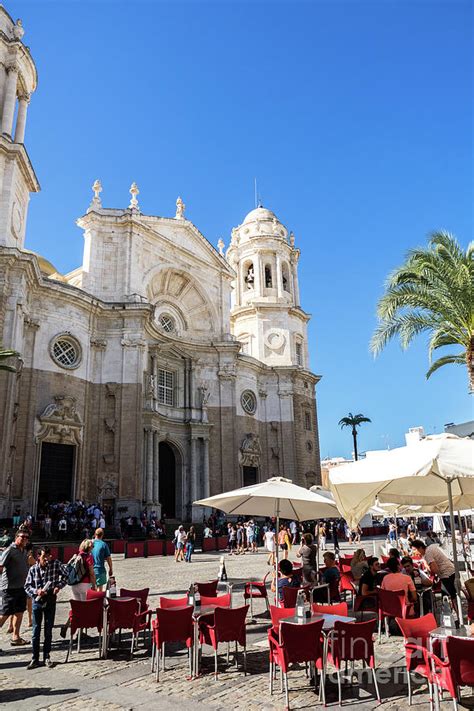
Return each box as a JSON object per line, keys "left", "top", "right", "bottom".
{"left": 0, "top": 6, "right": 39, "bottom": 249}
{"left": 227, "top": 205, "right": 310, "bottom": 368}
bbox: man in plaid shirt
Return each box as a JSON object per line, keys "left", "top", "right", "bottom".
{"left": 24, "top": 546, "right": 68, "bottom": 669}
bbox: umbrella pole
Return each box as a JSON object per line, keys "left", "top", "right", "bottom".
{"left": 275, "top": 501, "right": 280, "bottom": 606}
{"left": 447, "top": 479, "right": 463, "bottom": 622}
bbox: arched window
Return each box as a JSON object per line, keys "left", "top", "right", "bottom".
{"left": 244, "top": 261, "right": 255, "bottom": 290}
{"left": 264, "top": 264, "right": 272, "bottom": 288}
{"left": 281, "top": 262, "right": 290, "bottom": 292}
{"left": 295, "top": 340, "right": 304, "bottom": 366}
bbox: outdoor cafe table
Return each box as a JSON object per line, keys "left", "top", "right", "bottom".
{"left": 428, "top": 625, "right": 474, "bottom": 711}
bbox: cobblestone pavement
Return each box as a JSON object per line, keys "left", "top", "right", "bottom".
{"left": 0, "top": 543, "right": 470, "bottom": 710}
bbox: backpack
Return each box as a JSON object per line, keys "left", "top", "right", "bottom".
{"left": 66, "top": 553, "right": 87, "bottom": 586}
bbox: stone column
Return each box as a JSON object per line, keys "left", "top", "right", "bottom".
{"left": 203, "top": 438, "right": 210, "bottom": 498}
{"left": 14, "top": 94, "right": 29, "bottom": 143}
{"left": 146, "top": 428, "right": 153, "bottom": 504}
{"left": 190, "top": 436, "right": 198, "bottom": 503}
{"left": 1, "top": 65, "right": 18, "bottom": 137}
{"left": 0, "top": 64, "right": 7, "bottom": 123}
{"left": 276, "top": 254, "right": 282, "bottom": 298}
{"left": 254, "top": 254, "right": 262, "bottom": 297}
{"left": 153, "top": 431, "right": 159, "bottom": 504}
{"left": 292, "top": 262, "right": 300, "bottom": 306}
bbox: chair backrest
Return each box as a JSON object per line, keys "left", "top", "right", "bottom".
{"left": 340, "top": 562, "right": 352, "bottom": 573}
{"left": 396, "top": 613, "right": 437, "bottom": 646}
{"left": 86, "top": 589, "right": 106, "bottom": 601}
{"left": 69, "top": 598, "right": 103, "bottom": 635}
{"left": 313, "top": 602, "right": 348, "bottom": 617}
{"left": 446, "top": 636, "right": 474, "bottom": 687}
{"left": 269, "top": 604, "right": 295, "bottom": 630}
{"left": 214, "top": 605, "right": 249, "bottom": 644}
{"left": 200, "top": 593, "right": 231, "bottom": 608}
{"left": 340, "top": 572, "right": 355, "bottom": 591}
{"left": 282, "top": 585, "right": 311, "bottom": 608}
{"left": 154, "top": 606, "right": 194, "bottom": 646}
{"left": 280, "top": 618, "right": 324, "bottom": 664}
{"left": 108, "top": 597, "right": 139, "bottom": 632}
{"left": 381, "top": 556, "right": 390, "bottom": 564}
{"left": 195, "top": 580, "right": 218, "bottom": 597}
{"left": 378, "top": 588, "right": 406, "bottom": 617}
{"left": 159, "top": 596, "right": 188, "bottom": 609}
{"left": 333, "top": 619, "right": 376, "bottom": 663}
{"left": 120, "top": 587, "right": 149, "bottom": 609}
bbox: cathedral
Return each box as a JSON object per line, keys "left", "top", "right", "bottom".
{"left": 0, "top": 6, "right": 321, "bottom": 520}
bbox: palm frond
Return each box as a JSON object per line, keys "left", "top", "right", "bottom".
{"left": 426, "top": 354, "right": 465, "bottom": 379}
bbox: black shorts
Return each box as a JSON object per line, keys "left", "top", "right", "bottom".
{"left": 1, "top": 587, "right": 27, "bottom": 616}
{"left": 280, "top": 543, "right": 288, "bottom": 551}
{"left": 441, "top": 574, "right": 457, "bottom": 600}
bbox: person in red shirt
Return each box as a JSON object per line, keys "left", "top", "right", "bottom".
{"left": 381, "top": 557, "right": 417, "bottom": 602}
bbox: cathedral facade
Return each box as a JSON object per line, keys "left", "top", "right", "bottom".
{"left": 0, "top": 6, "right": 321, "bottom": 520}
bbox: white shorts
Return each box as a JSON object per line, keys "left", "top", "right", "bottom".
{"left": 70, "top": 583, "right": 91, "bottom": 601}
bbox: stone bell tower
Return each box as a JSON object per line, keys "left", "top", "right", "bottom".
{"left": 227, "top": 205, "right": 310, "bottom": 368}
{"left": 0, "top": 6, "right": 39, "bottom": 249}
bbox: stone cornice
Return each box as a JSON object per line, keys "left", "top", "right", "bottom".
{"left": 230, "top": 303, "right": 311, "bottom": 323}
{"left": 0, "top": 136, "right": 40, "bottom": 191}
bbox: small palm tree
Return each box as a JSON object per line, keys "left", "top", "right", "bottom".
{"left": 0, "top": 345, "right": 21, "bottom": 373}
{"left": 370, "top": 231, "right": 474, "bottom": 392}
{"left": 338, "top": 412, "right": 371, "bottom": 461}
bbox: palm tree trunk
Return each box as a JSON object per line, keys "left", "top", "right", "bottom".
{"left": 468, "top": 336, "right": 474, "bottom": 394}
{"left": 352, "top": 428, "right": 358, "bottom": 461}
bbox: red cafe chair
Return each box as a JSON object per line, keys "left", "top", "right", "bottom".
{"left": 159, "top": 595, "right": 188, "bottom": 609}
{"left": 200, "top": 593, "right": 231, "bottom": 608}
{"left": 199, "top": 605, "right": 249, "bottom": 679}
{"left": 339, "top": 572, "right": 355, "bottom": 606}
{"left": 443, "top": 636, "right": 474, "bottom": 707}
{"left": 151, "top": 606, "right": 194, "bottom": 681}
{"left": 396, "top": 613, "right": 438, "bottom": 705}
{"left": 244, "top": 572, "right": 270, "bottom": 617}
{"left": 120, "top": 587, "right": 149, "bottom": 611}
{"left": 269, "top": 617, "right": 325, "bottom": 708}
{"left": 312, "top": 601, "right": 348, "bottom": 617}
{"left": 329, "top": 618, "right": 381, "bottom": 706}
{"left": 65, "top": 598, "right": 103, "bottom": 662}
{"left": 378, "top": 588, "right": 414, "bottom": 641}
{"left": 281, "top": 585, "right": 311, "bottom": 608}
{"left": 86, "top": 589, "right": 106, "bottom": 601}
{"left": 195, "top": 580, "right": 218, "bottom": 597}
{"left": 106, "top": 597, "right": 141, "bottom": 657}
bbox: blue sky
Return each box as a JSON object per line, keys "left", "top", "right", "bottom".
{"left": 11, "top": 0, "right": 473, "bottom": 458}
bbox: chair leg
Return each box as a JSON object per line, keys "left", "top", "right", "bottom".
{"left": 188, "top": 646, "right": 192, "bottom": 676}
{"left": 371, "top": 666, "right": 381, "bottom": 704}
{"left": 214, "top": 648, "right": 218, "bottom": 681}
{"left": 65, "top": 633, "right": 73, "bottom": 663}
{"left": 227, "top": 642, "right": 230, "bottom": 665}
{"left": 284, "top": 672, "right": 290, "bottom": 710}
{"left": 243, "top": 642, "right": 247, "bottom": 675}
{"left": 384, "top": 617, "right": 389, "bottom": 639}
{"left": 162, "top": 642, "right": 165, "bottom": 671}
{"left": 155, "top": 649, "right": 160, "bottom": 682}
{"left": 130, "top": 633, "right": 135, "bottom": 659}
{"left": 378, "top": 616, "right": 382, "bottom": 643}
{"left": 280, "top": 666, "right": 284, "bottom": 693}
{"left": 320, "top": 669, "right": 326, "bottom": 706}
{"left": 337, "top": 669, "right": 343, "bottom": 707}
{"left": 235, "top": 640, "right": 238, "bottom": 666}
{"left": 269, "top": 661, "right": 273, "bottom": 694}
{"left": 151, "top": 642, "right": 155, "bottom": 672}
{"left": 452, "top": 698, "right": 458, "bottom": 711}
{"left": 407, "top": 669, "right": 412, "bottom": 705}
{"left": 77, "top": 629, "right": 81, "bottom": 653}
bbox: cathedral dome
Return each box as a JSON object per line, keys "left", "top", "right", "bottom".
{"left": 242, "top": 206, "right": 277, "bottom": 224}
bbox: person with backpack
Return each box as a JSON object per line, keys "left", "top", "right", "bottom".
{"left": 60, "top": 539, "right": 96, "bottom": 639}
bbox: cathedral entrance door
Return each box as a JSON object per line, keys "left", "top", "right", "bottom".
{"left": 243, "top": 466, "right": 258, "bottom": 487}
{"left": 38, "top": 443, "right": 75, "bottom": 510}
{"left": 159, "top": 442, "right": 176, "bottom": 518}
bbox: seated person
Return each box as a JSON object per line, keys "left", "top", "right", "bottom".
{"left": 358, "top": 556, "right": 380, "bottom": 596}
{"left": 381, "top": 556, "right": 417, "bottom": 603}
{"left": 276, "top": 559, "right": 300, "bottom": 602}
{"left": 386, "top": 548, "right": 402, "bottom": 571}
{"left": 350, "top": 549, "right": 368, "bottom": 581}
{"left": 321, "top": 552, "right": 341, "bottom": 601}
{"left": 296, "top": 532, "right": 317, "bottom": 583}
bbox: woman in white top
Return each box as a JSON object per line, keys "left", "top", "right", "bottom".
{"left": 264, "top": 528, "right": 276, "bottom": 566}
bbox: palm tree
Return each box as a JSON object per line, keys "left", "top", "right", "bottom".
{"left": 338, "top": 412, "right": 371, "bottom": 461}
{"left": 370, "top": 231, "right": 474, "bottom": 392}
{"left": 0, "top": 345, "right": 20, "bottom": 373}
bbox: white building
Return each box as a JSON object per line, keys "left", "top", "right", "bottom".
{"left": 0, "top": 5, "right": 322, "bottom": 520}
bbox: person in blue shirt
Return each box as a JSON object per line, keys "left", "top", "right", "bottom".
{"left": 276, "top": 559, "right": 300, "bottom": 602}
{"left": 92, "top": 528, "right": 112, "bottom": 590}
{"left": 321, "top": 551, "right": 341, "bottom": 601}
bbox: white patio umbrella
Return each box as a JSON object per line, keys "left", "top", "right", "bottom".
{"left": 329, "top": 434, "right": 474, "bottom": 610}
{"left": 194, "top": 476, "right": 339, "bottom": 601}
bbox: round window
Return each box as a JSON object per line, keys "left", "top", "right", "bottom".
{"left": 241, "top": 390, "right": 257, "bottom": 415}
{"left": 159, "top": 314, "right": 175, "bottom": 333}
{"left": 50, "top": 334, "right": 81, "bottom": 369}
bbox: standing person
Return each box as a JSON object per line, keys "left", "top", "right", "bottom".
{"left": 278, "top": 525, "right": 288, "bottom": 560}
{"left": 236, "top": 523, "right": 245, "bottom": 555}
{"left": 410, "top": 539, "right": 456, "bottom": 602}
{"left": 175, "top": 526, "right": 186, "bottom": 562}
{"left": 44, "top": 514, "right": 52, "bottom": 540}
{"left": 70, "top": 540, "right": 96, "bottom": 600}
{"left": 388, "top": 521, "right": 397, "bottom": 545}
{"left": 318, "top": 522, "right": 327, "bottom": 551}
{"left": 296, "top": 532, "right": 318, "bottom": 583}
{"left": 407, "top": 519, "right": 418, "bottom": 538}
{"left": 92, "top": 529, "right": 112, "bottom": 591}
{"left": 264, "top": 527, "right": 276, "bottom": 566}
{"left": 290, "top": 520, "right": 298, "bottom": 546}
{"left": 24, "top": 546, "right": 68, "bottom": 669}
{"left": 228, "top": 525, "right": 237, "bottom": 555}
{"left": 0, "top": 529, "right": 30, "bottom": 647}
{"left": 331, "top": 521, "right": 340, "bottom": 554}
{"left": 185, "top": 526, "right": 195, "bottom": 562}
{"left": 57, "top": 515, "right": 67, "bottom": 541}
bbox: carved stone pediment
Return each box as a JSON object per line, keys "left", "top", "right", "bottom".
{"left": 34, "top": 395, "right": 83, "bottom": 445}
{"left": 97, "top": 476, "right": 118, "bottom": 499}
{"left": 239, "top": 433, "right": 261, "bottom": 467}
